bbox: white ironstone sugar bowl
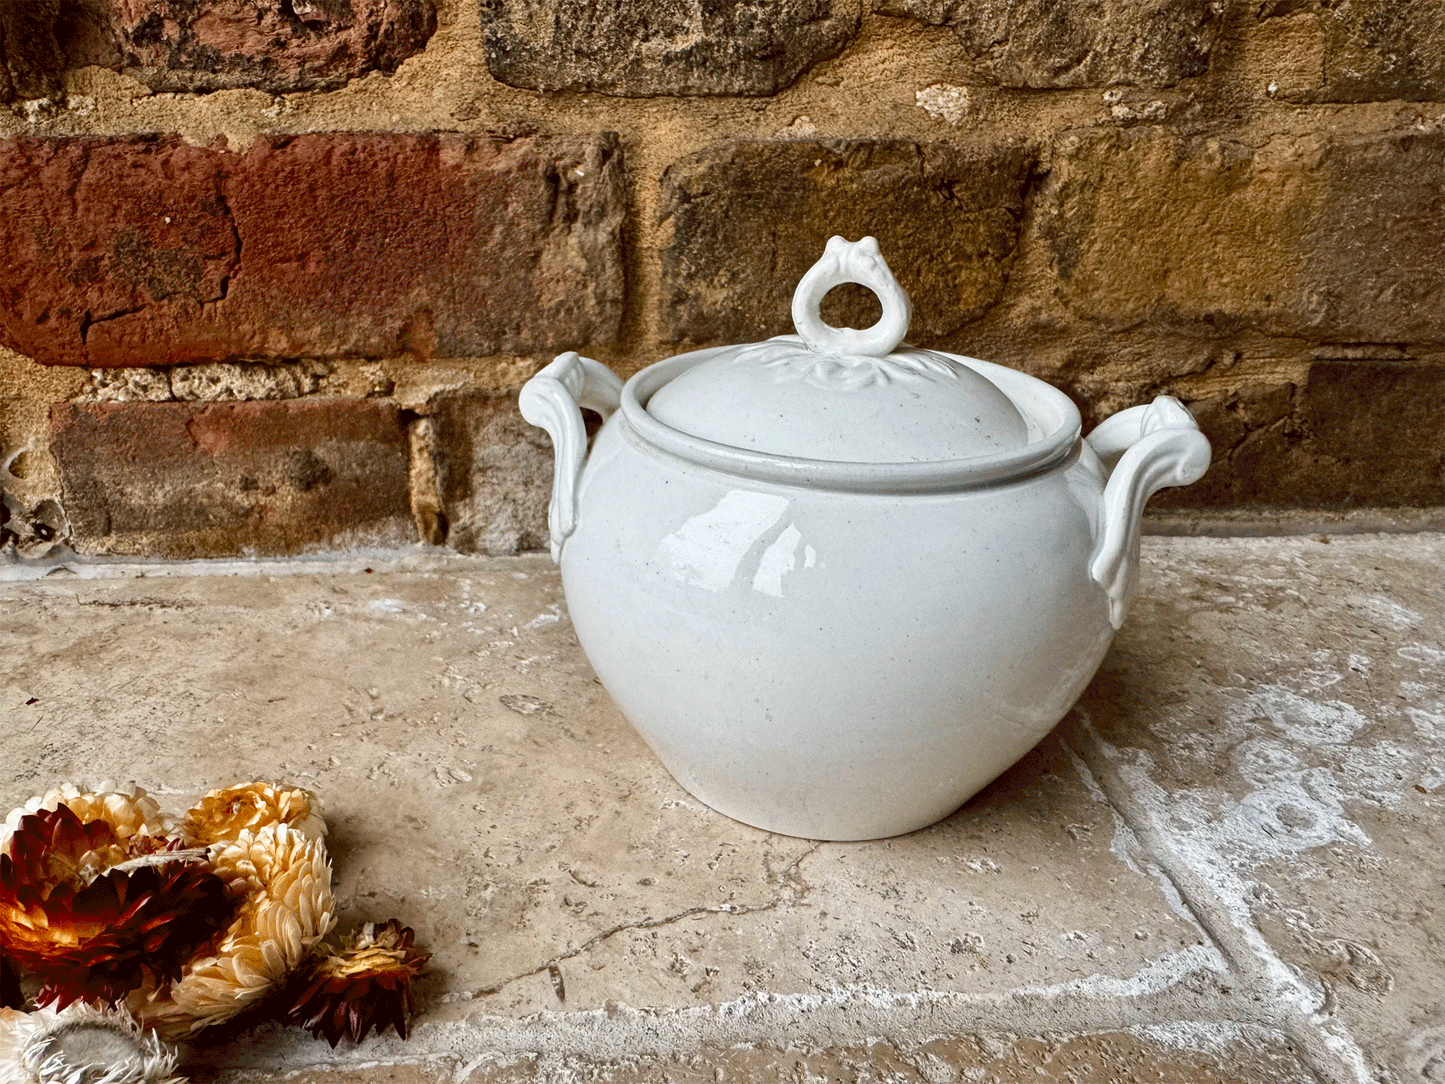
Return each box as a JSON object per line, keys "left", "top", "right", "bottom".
{"left": 522, "top": 236, "right": 1210, "bottom": 841}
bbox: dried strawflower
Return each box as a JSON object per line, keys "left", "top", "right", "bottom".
{"left": 0, "top": 1002, "right": 184, "bottom": 1084}
{"left": 287, "top": 920, "right": 430, "bottom": 1046}
{"left": 132, "top": 824, "right": 335, "bottom": 1040}
{"left": 181, "top": 784, "right": 325, "bottom": 848}
{"left": 0, "top": 806, "right": 232, "bottom": 1007}
{"left": 2, "top": 779, "right": 425, "bottom": 1051}
{"left": 1, "top": 785, "right": 166, "bottom": 855}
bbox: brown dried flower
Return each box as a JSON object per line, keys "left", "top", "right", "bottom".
{"left": 181, "top": 783, "right": 326, "bottom": 848}
{"left": 0, "top": 805, "right": 232, "bottom": 1008}
{"left": 1, "top": 952, "right": 19, "bottom": 1010}
{"left": 286, "top": 920, "right": 430, "bottom": 1046}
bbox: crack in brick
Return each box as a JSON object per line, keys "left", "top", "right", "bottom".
{"left": 78, "top": 305, "right": 143, "bottom": 344}
{"left": 2, "top": 131, "right": 627, "bottom": 365}
{"left": 209, "top": 178, "right": 242, "bottom": 307}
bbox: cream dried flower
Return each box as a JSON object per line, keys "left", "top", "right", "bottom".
{"left": 0, "top": 1003, "right": 184, "bottom": 1084}
{"left": 1, "top": 784, "right": 166, "bottom": 856}
{"left": 131, "top": 824, "right": 335, "bottom": 1040}
{"left": 180, "top": 783, "right": 326, "bottom": 847}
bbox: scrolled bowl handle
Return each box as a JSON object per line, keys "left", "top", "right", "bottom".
{"left": 519, "top": 352, "right": 622, "bottom": 562}
{"left": 1086, "top": 396, "right": 1211, "bottom": 629}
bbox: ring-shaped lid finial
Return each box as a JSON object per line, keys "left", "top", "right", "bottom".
{"left": 640, "top": 235, "right": 1037, "bottom": 465}
{"left": 790, "top": 235, "right": 912, "bottom": 357}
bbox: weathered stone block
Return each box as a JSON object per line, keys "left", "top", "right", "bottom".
{"left": 1042, "top": 128, "right": 1445, "bottom": 342}
{"left": 874, "top": 0, "right": 1221, "bottom": 87}
{"left": 1156, "top": 361, "right": 1445, "bottom": 510}
{"left": 482, "top": 0, "right": 857, "bottom": 96}
{"left": 56, "top": 0, "right": 437, "bottom": 94}
{"left": 1296, "top": 359, "right": 1445, "bottom": 507}
{"left": 1150, "top": 384, "right": 1304, "bottom": 510}
{"left": 0, "top": 1, "right": 63, "bottom": 102}
{"left": 0, "top": 133, "right": 627, "bottom": 367}
{"left": 659, "top": 138, "right": 1035, "bottom": 346}
{"left": 424, "top": 390, "right": 554, "bottom": 555}
{"left": 1302, "top": 0, "right": 1445, "bottom": 102}
{"left": 50, "top": 398, "right": 413, "bottom": 556}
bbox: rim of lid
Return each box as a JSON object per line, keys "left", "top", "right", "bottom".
{"left": 620, "top": 348, "right": 1082, "bottom": 493}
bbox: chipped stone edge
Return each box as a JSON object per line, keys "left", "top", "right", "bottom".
{"left": 1145, "top": 507, "right": 1445, "bottom": 537}
{"left": 189, "top": 978, "right": 1290, "bottom": 1077}
{"left": 0, "top": 546, "right": 554, "bottom": 583}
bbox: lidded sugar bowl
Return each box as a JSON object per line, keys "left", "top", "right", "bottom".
{"left": 521, "top": 236, "right": 1210, "bottom": 840}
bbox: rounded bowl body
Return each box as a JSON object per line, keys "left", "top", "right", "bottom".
{"left": 561, "top": 414, "right": 1117, "bottom": 840}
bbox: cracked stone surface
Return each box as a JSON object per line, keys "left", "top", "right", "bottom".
{"left": 1070, "top": 536, "right": 1445, "bottom": 1084}
{"left": 0, "top": 534, "right": 1440, "bottom": 1083}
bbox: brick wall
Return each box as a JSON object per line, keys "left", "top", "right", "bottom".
{"left": 1, "top": 0, "right": 1442, "bottom": 557}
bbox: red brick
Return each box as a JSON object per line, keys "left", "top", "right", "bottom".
{"left": 0, "top": 137, "right": 236, "bottom": 366}
{"left": 57, "top": 0, "right": 436, "bottom": 95}
{"left": 0, "top": 132, "right": 626, "bottom": 367}
{"left": 50, "top": 398, "right": 414, "bottom": 557}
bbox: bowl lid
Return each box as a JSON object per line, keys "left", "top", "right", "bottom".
{"left": 645, "top": 236, "right": 1030, "bottom": 464}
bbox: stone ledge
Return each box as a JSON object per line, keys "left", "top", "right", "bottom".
{"left": 195, "top": 1028, "right": 1316, "bottom": 1083}
{"left": 1, "top": 536, "right": 1440, "bottom": 1082}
